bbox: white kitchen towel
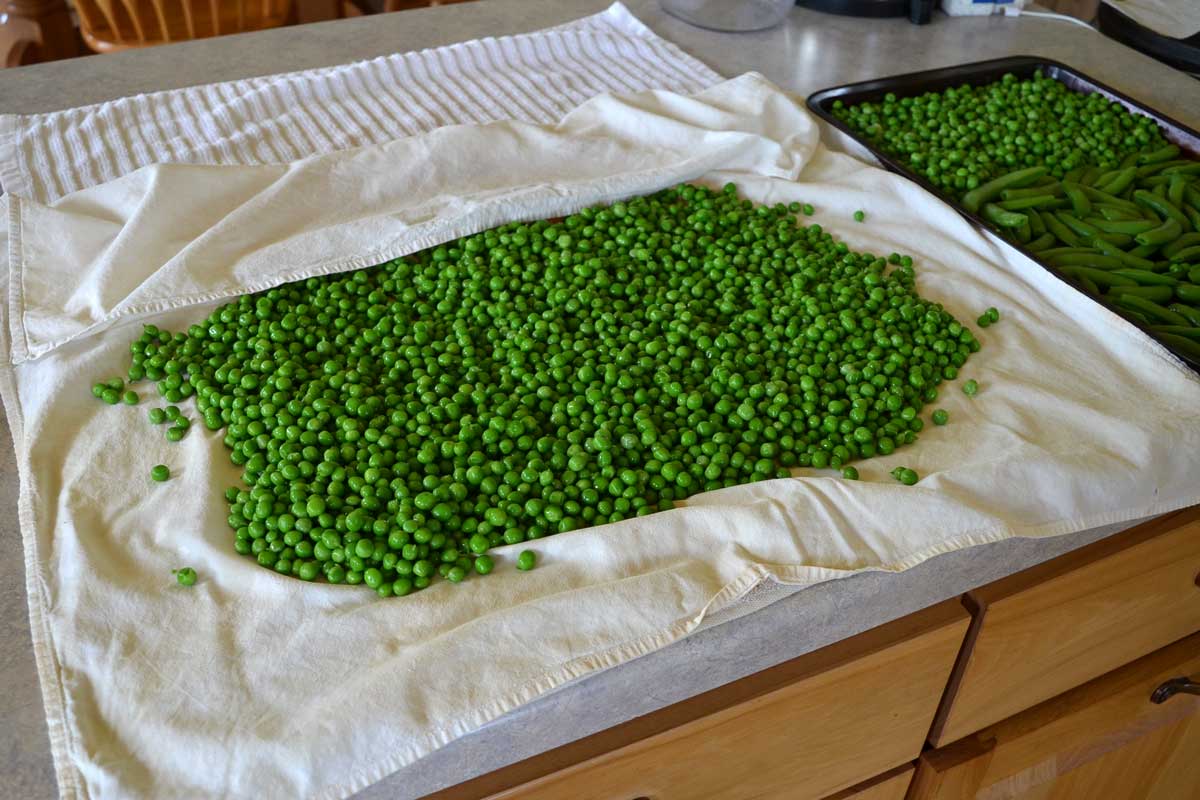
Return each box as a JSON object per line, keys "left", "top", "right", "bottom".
{"left": 4, "top": 74, "right": 1200, "bottom": 800}
{"left": 0, "top": 2, "right": 720, "bottom": 204}
{"left": 1101, "top": 0, "right": 1200, "bottom": 38}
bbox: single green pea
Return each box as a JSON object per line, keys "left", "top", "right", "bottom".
{"left": 894, "top": 468, "right": 919, "bottom": 486}
{"left": 802, "top": 203, "right": 814, "bottom": 215}
{"left": 474, "top": 555, "right": 495, "bottom": 575}
{"left": 92, "top": 382, "right": 106, "bottom": 398}
{"left": 853, "top": 210, "right": 866, "bottom": 222}
{"left": 986, "top": 307, "right": 1000, "bottom": 323}
{"left": 516, "top": 550, "right": 537, "bottom": 571}
{"left": 122, "top": 390, "right": 139, "bottom": 405}
{"left": 148, "top": 407, "right": 166, "bottom": 424}
{"left": 963, "top": 379, "right": 980, "bottom": 396}
{"left": 932, "top": 409, "right": 949, "bottom": 426}
{"left": 174, "top": 567, "right": 197, "bottom": 586}
{"left": 446, "top": 566, "right": 467, "bottom": 583}
{"left": 166, "top": 425, "right": 187, "bottom": 442}
{"left": 841, "top": 466, "right": 859, "bottom": 480}
{"left": 101, "top": 388, "right": 120, "bottom": 405}
{"left": 150, "top": 464, "right": 170, "bottom": 482}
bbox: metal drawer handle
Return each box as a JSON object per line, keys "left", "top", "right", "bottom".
{"left": 1150, "top": 676, "right": 1200, "bottom": 704}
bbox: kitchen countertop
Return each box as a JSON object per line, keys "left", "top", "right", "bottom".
{"left": 1, "top": 2, "right": 1195, "bottom": 798}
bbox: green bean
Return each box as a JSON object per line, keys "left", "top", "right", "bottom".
{"left": 1163, "top": 233, "right": 1200, "bottom": 258}
{"left": 1177, "top": 283, "right": 1200, "bottom": 303}
{"left": 1113, "top": 293, "right": 1191, "bottom": 324}
{"left": 1135, "top": 159, "right": 1191, "bottom": 177}
{"left": 1110, "top": 269, "right": 1178, "bottom": 286}
{"left": 1166, "top": 304, "right": 1200, "bottom": 327}
{"left": 1162, "top": 163, "right": 1200, "bottom": 176}
{"left": 1028, "top": 208, "right": 1047, "bottom": 236}
{"left": 1079, "top": 185, "right": 1144, "bottom": 215}
{"left": 1064, "top": 183, "right": 1092, "bottom": 217}
{"left": 1055, "top": 212, "right": 1101, "bottom": 240}
{"left": 998, "top": 195, "right": 1063, "bottom": 211}
{"left": 1130, "top": 243, "right": 1162, "bottom": 259}
{"left": 1001, "top": 184, "right": 1065, "bottom": 201}
{"left": 1183, "top": 204, "right": 1200, "bottom": 233}
{"left": 1108, "top": 285, "right": 1175, "bottom": 303}
{"left": 1078, "top": 166, "right": 1103, "bottom": 186}
{"left": 1135, "top": 217, "right": 1183, "bottom": 247}
{"left": 983, "top": 203, "right": 1028, "bottom": 228}
{"left": 1092, "top": 239, "right": 1161, "bottom": 270}
{"left": 1154, "top": 333, "right": 1200, "bottom": 363}
{"left": 1133, "top": 190, "right": 1190, "bottom": 231}
{"left": 1060, "top": 266, "right": 1137, "bottom": 288}
{"left": 963, "top": 167, "right": 1049, "bottom": 213}
{"left": 1190, "top": 266, "right": 1200, "bottom": 284}
{"left": 1138, "top": 144, "right": 1181, "bottom": 165}
{"left": 1095, "top": 206, "right": 1141, "bottom": 222}
{"left": 1076, "top": 275, "right": 1101, "bottom": 296}
{"left": 1084, "top": 217, "right": 1157, "bottom": 235}
{"left": 1098, "top": 166, "right": 1137, "bottom": 195}
{"left": 1025, "top": 233, "right": 1057, "bottom": 252}
{"left": 1044, "top": 253, "right": 1124, "bottom": 268}
{"left": 1150, "top": 325, "right": 1200, "bottom": 341}
{"left": 1169, "top": 175, "right": 1187, "bottom": 209}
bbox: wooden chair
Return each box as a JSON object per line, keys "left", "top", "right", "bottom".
{"left": 74, "top": 0, "right": 294, "bottom": 53}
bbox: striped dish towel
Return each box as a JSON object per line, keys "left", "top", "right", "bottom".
{"left": 0, "top": 2, "right": 721, "bottom": 203}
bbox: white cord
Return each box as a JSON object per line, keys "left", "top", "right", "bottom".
{"left": 1002, "top": 6, "right": 1098, "bottom": 30}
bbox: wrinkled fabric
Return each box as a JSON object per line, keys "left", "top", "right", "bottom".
{"left": 3, "top": 74, "right": 1199, "bottom": 800}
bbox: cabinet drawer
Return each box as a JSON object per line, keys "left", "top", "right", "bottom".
{"left": 931, "top": 505, "right": 1200, "bottom": 747}
{"left": 824, "top": 764, "right": 914, "bottom": 800}
{"left": 911, "top": 630, "right": 1200, "bottom": 799}
{"left": 432, "top": 601, "right": 969, "bottom": 800}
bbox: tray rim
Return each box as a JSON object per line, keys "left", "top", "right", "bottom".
{"left": 805, "top": 54, "right": 1200, "bottom": 370}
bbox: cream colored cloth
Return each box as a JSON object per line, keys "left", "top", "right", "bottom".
{"left": 4, "top": 74, "right": 1200, "bottom": 800}
{"left": 1102, "top": 0, "right": 1200, "bottom": 37}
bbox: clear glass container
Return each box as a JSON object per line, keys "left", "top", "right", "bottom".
{"left": 660, "top": 0, "right": 794, "bottom": 32}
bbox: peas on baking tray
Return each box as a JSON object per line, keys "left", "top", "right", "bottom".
{"left": 93, "top": 183, "right": 985, "bottom": 594}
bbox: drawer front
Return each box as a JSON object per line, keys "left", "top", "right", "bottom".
{"left": 489, "top": 606, "right": 968, "bottom": 800}
{"left": 824, "top": 764, "right": 914, "bottom": 800}
{"left": 912, "top": 631, "right": 1200, "bottom": 799}
{"left": 931, "top": 506, "right": 1200, "bottom": 747}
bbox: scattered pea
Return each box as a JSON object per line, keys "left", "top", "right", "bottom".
{"left": 963, "top": 379, "right": 980, "bottom": 396}
{"left": 932, "top": 409, "right": 949, "bottom": 426}
{"left": 148, "top": 407, "right": 166, "bottom": 424}
{"left": 123, "top": 390, "right": 139, "bottom": 405}
{"left": 150, "top": 464, "right": 170, "bottom": 482}
{"left": 517, "top": 550, "right": 537, "bottom": 571}
{"left": 474, "top": 555, "right": 495, "bottom": 575}
{"left": 853, "top": 210, "right": 866, "bottom": 222}
{"left": 173, "top": 567, "right": 197, "bottom": 587}
{"left": 893, "top": 467, "right": 919, "bottom": 486}
{"left": 841, "top": 466, "right": 859, "bottom": 480}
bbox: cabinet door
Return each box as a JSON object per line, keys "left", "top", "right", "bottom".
{"left": 911, "top": 631, "right": 1200, "bottom": 799}
{"left": 931, "top": 506, "right": 1200, "bottom": 746}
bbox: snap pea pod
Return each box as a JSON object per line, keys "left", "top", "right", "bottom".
{"left": 1166, "top": 304, "right": 1200, "bottom": 327}
{"left": 1134, "top": 190, "right": 1191, "bottom": 231}
{"left": 1076, "top": 275, "right": 1101, "bottom": 297}
{"left": 1116, "top": 306, "right": 1152, "bottom": 325}
{"left": 1136, "top": 217, "right": 1183, "bottom": 247}
{"left": 1177, "top": 283, "right": 1200, "bottom": 303}
{"left": 1028, "top": 208, "right": 1047, "bottom": 236}
{"left": 1169, "top": 175, "right": 1187, "bottom": 209}
{"left": 1153, "top": 183, "right": 1170, "bottom": 200}
{"left": 1084, "top": 217, "right": 1157, "bottom": 235}
{"left": 1078, "top": 185, "right": 1143, "bottom": 215}
{"left": 1025, "top": 232, "right": 1057, "bottom": 252}
{"left": 1001, "top": 184, "right": 1065, "bottom": 201}
{"left": 963, "top": 166, "right": 1049, "bottom": 213}
{"left": 1119, "top": 153, "right": 1142, "bottom": 169}
{"left": 1184, "top": 186, "right": 1200, "bottom": 212}
{"left": 1163, "top": 163, "right": 1200, "bottom": 176}
{"left": 1154, "top": 333, "right": 1200, "bottom": 363}
{"left": 998, "top": 195, "right": 1063, "bottom": 211}
{"left": 1110, "top": 269, "right": 1178, "bottom": 286}
{"left": 1162, "top": 232, "right": 1200, "bottom": 258}
{"left": 1059, "top": 266, "right": 1137, "bottom": 288}
{"left": 1044, "top": 252, "right": 1124, "bottom": 268}
{"left": 1096, "top": 205, "right": 1141, "bottom": 222}
{"left": 1135, "top": 159, "right": 1192, "bottom": 177}
{"left": 1107, "top": 285, "right": 1176, "bottom": 303}
{"left": 1138, "top": 144, "right": 1182, "bottom": 165}
{"left": 1169, "top": 245, "right": 1200, "bottom": 262}
{"left": 1092, "top": 239, "right": 1161, "bottom": 270}
{"left": 983, "top": 203, "right": 1028, "bottom": 228}
{"left": 1064, "top": 183, "right": 1092, "bottom": 217}
{"left": 1037, "top": 246, "right": 1104, "bottom": 258}
{"left": 1139, "top": 175, "right": 1171, "bottom": 187}
{"left": 1015, "top": 219, "right": 1033, "bottom": 243}
{"left": 1097, "top": 166, "right": 1137, "bottom": 196}
{"left": 1191, "top": 266, "right": 1200, "bottom": 284}
{"left": 1129, "top": 243, "right": 1162, "bottom": 259}
{"left": 1078, "top": 166, "right": 1103, "bottom": 186}
{"left": 1150, "top": 325, "right": 1200, "bottom": 341}
{"left": 1055, "top": 212, "right": 1101, "bottom": 240}
{"left": 1183, "top": 204, "right": 1200, "bottom": 233}
{"left": 1113, "top": 293, "right": 1191, "bottom": 324}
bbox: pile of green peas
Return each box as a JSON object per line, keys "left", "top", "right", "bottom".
{"left": 832, "top": 71, "right": 1170, "bottom": 197}
{"left": 107, "top": 183, "right": 978, "bottom": 595}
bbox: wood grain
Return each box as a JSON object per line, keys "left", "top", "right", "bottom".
{"left": 911, "top": 631, "right": 1200, "bottom": 799}
{"left": 930, "top": 505, "right": 1200, "bottom": 746}
{"left": 482, "top": 605, "right": 968, "bottom": 800}
{"left": 824, "top": 764, "right": 914, "bottom": 800}
{"left": 428, "top": 601, "right": 969, "bottom": 800}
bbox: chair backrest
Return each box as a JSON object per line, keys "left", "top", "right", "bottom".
{"left": 74, "top": 0, "right": 294, "bottom": 52}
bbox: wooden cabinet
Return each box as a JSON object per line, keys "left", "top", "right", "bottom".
{"left": 824, "top": 765, "right": 914, "bottom": 800}
{"left": 930, "top": 506, "right": 1200, "bottom": 746}
{"left": 429, "top": 601, "right": 968, "bottom": 800}
{"left": 910, "top": 631, "right": 1200, "bottom": 799}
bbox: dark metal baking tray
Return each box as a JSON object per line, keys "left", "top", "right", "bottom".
{"left": 806, "top": 55, "right": 1200, "bottom": 369}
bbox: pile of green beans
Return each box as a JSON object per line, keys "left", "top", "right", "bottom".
{"left": 100, "top": 184, "right": 979, "bottom": 594}
{"left": 833, "top": 72, "right": 1200, "bottom": 364}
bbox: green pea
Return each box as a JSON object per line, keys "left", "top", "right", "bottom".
{"left": 474, "top": 555, "right": 495, "bottom": 575}
{"left": 963, "top": 379, "right": 979, "bottom": 396}
{"left": 516, "top": 550, "right": 537, "bottom": 571}
{"left": 148, "top": 407, "right": 167, "bottom": 424}
{"left": 853, "top": 210, "right": 866, "bottom": 222}
{"left": 123, "top": 390, "right": 139, "bottom": 405}
{"left": 174, "top": 567, "right": 197, "bottom": 586}
{"left": 150, "top": 464, "right": 170, "bottom": 482}
{"left": 841, "top": 466, "right": 859, "bottom": 480}
{"left": 932, "top": 409, "right": 949, "bottom": 426}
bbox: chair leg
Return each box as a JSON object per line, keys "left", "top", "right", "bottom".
{"left": 0, "top": 0, "right": 80, "bottom": 65}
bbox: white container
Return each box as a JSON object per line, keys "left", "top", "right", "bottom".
{"left": 942, "top": 0, "right": 1028, "bottom": 16}
{"left": 660, "top": 0, "right": 794, "bottom": 31}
